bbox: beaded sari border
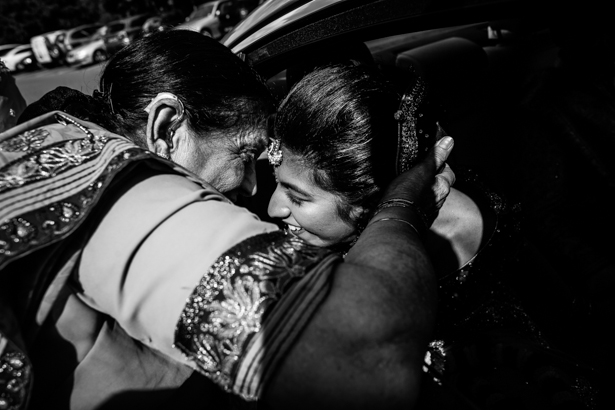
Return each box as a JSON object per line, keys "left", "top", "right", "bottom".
{"left": 174, "top": 231, "right": 338, "bottom": 401}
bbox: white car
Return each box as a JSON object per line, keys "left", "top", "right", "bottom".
{"left": 65, "top": 38, "right": 108, "bottom": 67}
{"left": 0, "top": 44, "right": 21, "bottom": 57}
{"left": 177, "top": 0, "right": 256, "bottom": 39}
{"left": 30, "top": 30, "right": 66, "bottom": 67}
{"left": 0, "top": 44, "right": 37, "bottom": 72}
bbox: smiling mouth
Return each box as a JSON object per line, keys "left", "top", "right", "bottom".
{"left": 286, "top": 224, "right": 304, "bottom": 235}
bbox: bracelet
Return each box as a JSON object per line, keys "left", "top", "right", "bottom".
{"left": 374, "top": 198, "right": 430, "bottom": 228}
{"left": 366, "top": 217, "right": 420, "bottom": 237}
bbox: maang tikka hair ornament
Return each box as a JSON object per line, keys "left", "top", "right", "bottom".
{"left": 394, "top": 73, "right": 432, "bottom": 175}
{"left": 268, "top": 138, "right": 283, "bottom": 166}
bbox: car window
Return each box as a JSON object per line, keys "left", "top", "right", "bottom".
{"left": 83, "top": 26, "right": 101, "bottom": 35}
{"left": 13, "top": 46, "right": 32, "bottom": 54}
{"left": 189, "top": 4, "right": 215, "bottom": 20}
{"left": 93, "top": 26, "right": 106, "bottom": 39}
{"left": 71, "top": 29, "right": 90, "bottom": 39}
{"left": 219, "top": 2, "right": 233, "bottom": 14}
{"left": 107, "top": 23, "right": 126, "bottom": 34}
{"left": 130, "top": 15, "right": 150, "bottom": 27}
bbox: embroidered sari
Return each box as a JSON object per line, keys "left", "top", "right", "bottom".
{"left": 0, "top": 112, "right": 338, "bottom": 409}
{"left": 418, "top": 169, "right": 602, "bottom": 409}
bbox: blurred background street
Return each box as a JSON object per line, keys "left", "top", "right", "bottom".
{"left": 13, "top": 62, "right": 103, "bottom": 105}
{"left": 1, "top": 0, "right": 262, "bottom": 105}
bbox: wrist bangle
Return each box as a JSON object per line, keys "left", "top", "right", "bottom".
{"left": 374, "top": 198, "right": 430, "bottom": 228}
{"left": 366, "top": 217, "right": 421, "bottom": 237}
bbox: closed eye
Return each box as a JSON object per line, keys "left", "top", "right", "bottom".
{"left": 285, "top": 191, "right": 305, "bottom": 206}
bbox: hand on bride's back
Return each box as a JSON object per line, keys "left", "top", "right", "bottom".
{"left": 382, "top": 136, "right": 455, "bottom": 226}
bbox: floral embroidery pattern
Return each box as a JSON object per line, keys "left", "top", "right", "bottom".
{"left": 175, "top": 232, "right": 331, "bottom": 397}
{"left": 0, "top": 147, "right": 146, "bottom": 264}
{"left": 0, "top": 333, "right": 31, "bottom": 410}
{"left": 0, "top": 137, "right": 109, "bottom": 193}
{"left": 0, "top": 128, "right": 50, "bottom": 153}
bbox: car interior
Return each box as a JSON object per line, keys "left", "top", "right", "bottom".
{"left": 234, "top": 5, "right": 615, "bottom": 392}
{"left": 241, "top": 17, "right": 562, "bottom": 224}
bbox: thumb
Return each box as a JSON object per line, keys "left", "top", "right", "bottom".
{"left": 433, "top": 136, "right": 454, "bottom": 170}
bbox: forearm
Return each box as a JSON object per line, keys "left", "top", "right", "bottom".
{"left": 346, "top": 205, "right": 437, "bottom": 341}
{"left": 264, "top": 207, "right": 437, "bottom": 409}
{"left": 264, "top": 142, "right": 452, "bottom": 408}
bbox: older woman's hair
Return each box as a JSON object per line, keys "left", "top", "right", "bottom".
{"left": 275, "top": 64, "right": 400, "bottom": 226}
{"left": 100, "top": 29, "right": 275, "bottom": 144}
{"left": 19, "top": 30, "right": 275, "bottom": 145}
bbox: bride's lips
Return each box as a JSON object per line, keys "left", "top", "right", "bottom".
{"left": 286, "top": 224, "right": 305, "bottom": 235}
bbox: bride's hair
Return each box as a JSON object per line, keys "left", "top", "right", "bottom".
{"left": 275, "top": 63, "right": 441, "bottom": 228}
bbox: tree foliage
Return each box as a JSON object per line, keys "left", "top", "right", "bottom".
{"left": 0, "top": 0, "right": 201, "bottom": 45}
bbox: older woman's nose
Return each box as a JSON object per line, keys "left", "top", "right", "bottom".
{"left": 268, "top": 185, "right": 290, "bottom": 219}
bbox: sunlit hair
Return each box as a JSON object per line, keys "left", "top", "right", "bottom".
{"left": 275, "top": 64, "right": 400, "bottom": 227}
{"left": 97, "top": 29, "right": 275, "bottom": 146}
{"left": 275, "top": 63, "right": 440, "bottom": 228}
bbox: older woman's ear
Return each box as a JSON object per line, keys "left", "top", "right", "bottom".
{"left": 144, "top": 93, "right": 185, "bottom": 159}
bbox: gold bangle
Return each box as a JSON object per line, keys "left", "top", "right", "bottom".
{"left": 366, "top": 217, "right": 420, "bottom": 237}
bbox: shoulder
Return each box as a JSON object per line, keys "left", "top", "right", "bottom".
{"left": 427, "top": 187, "right": 487, "bottom": 275}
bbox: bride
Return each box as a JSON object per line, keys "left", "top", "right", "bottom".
{"left": 265, "top": 62, "right": 601, "bottom": 409}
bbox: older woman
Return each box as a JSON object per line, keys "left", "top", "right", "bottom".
{"left": 0, "top": 30, "right": 454, "bottom": 409}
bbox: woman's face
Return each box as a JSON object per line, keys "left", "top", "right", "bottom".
{"left": 267, "top": 148, "right": 359, "bottom": 248}
{"left": 175, "top": 126, "right": 268, "bottom": 203}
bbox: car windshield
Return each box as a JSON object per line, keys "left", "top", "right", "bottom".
{"left": 189, "top": 4, "right": 215, "bottom": 20}
{"left": 107, "top": 23, "right": 126, "bottom": 34}
{"left": 0, "top": 47, "right": 18, "bottom": 57}
{"left": 72, "top": 26, "right": 99, "bottom": 39}
{"left": 11, "top": 46, "right": 31, "bottom": 54}
{"left": 130, "top": 15, "right": 150, "bottom": 27}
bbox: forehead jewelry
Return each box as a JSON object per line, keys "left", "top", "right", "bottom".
{"left": 268, "top": 138, "right": 283, "bottom": 166}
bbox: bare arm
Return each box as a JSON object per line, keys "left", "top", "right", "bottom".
{"left": 264, "top": 137, "right": 455, "bottom": 409}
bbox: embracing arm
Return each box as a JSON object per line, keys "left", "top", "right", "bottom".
{"left": 263, "top": 137, "right": 455, "bottom": 409}
{"left": 76, "top": 138, "right": 453, "bottom": 408}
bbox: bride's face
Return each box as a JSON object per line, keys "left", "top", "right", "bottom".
{"left": 267, "top": 148, "right": 359, "bottom": 248}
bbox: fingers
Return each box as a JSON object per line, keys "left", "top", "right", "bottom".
{"left": 434, "top": 163, "right": 455, "bottom": 209}
{"left": 438, "top": 163, "right": 456, "bottom": 189}
{"left": 433, "top": 137, "right": 454, "bottom": 171}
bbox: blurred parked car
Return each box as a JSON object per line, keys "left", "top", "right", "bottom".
{"left": 0, "top": 44, "right": 38, "bottom": 72}
{"left": 55, "top": 23, "right": 104, "bottom": 61}
{"left": 65, "top": 38, "right": 108, "bottom": 67}
{"left": 143, "top": 10, "right": 188, "bottom": 36}
{"left": 0, "top": 44, "right": 21, "bottom": 58}
{"left": 102, "top": 13, "right": 153, "bottom": 56}
{"left": 30, "top": 30, "right": 66, "bottom": 68}
{"left": 178, "top": 0, "right": 258, "bottom": 39}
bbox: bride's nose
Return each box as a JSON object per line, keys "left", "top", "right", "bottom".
{"left": 267, "top": 185, "right": 290, "bottom": 219}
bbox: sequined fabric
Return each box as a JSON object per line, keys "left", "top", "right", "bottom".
{"left": 420, "top": 168, "right": 600, "bottom": 409}
{"left": 175, "top": 231, "right": 338, "bottom": 401}
{"left": 394, "top": 75, "right": 427, "bottom": 174}
{"left": 0, "top": 115, "right": 151, "bottom": 268}
{"left": 0, "top": 128, "right": 50, "bottom": 153}
{"left": 0, "top": 333, "right": 31, "bottom": 410}
{"left": 0, "top": 112, "right": 170, "bottom": 407}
